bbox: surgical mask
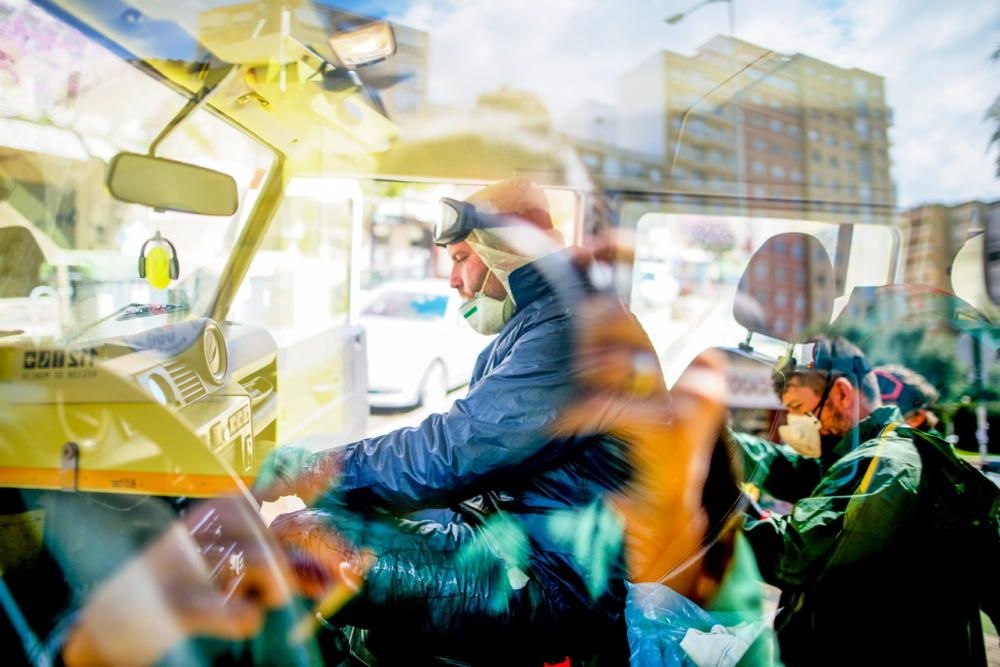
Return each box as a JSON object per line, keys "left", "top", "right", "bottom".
{"left": 778, "top": 413, "right": 822, "bottom": 458}
{"left": 460, "top": 269, "right": 514, "bottom": 335}
{"left": 779, "top": 374, "right": 837, "bottom": 458}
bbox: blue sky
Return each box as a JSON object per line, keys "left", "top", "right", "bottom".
{"left": 376, "top": 0, "right": 999, "bottom": 208}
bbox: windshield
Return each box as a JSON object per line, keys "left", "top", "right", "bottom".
{"left": 363, "top": 290, "right": 448, "bottom": 320}
{"left": 0, "top": 0, "right": 274, "bottom": 341}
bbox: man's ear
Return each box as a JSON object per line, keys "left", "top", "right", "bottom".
{"left": 905, "top": 410, "right": 928, "bottom": 428}
{"left": 831, "top": 376, "right": 855, "bottom": 410}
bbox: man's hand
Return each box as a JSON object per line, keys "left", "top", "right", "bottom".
{"left": 254, "top": 446, "right": 340, "bottom": 505}
{"left": 270, "top": 509, "right": 373, "bottom": 601}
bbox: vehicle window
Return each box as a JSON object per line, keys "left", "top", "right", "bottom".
{"left": 629, "top": 212, "right": 897, "bottom": 383}
{"left": 228, "top": 179, "right": 355, "bottom": 344}
{"left": 363, "top": 291, "right": 448, "bottom": 320}
{"left": 0, "top": 0, "right": 274, "bottom": 341}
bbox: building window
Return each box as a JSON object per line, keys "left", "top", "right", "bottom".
{"left": 772, "top": 165, "right": 785, "bottom": 180}
{"left": 770, "top": 144, "right": 784, "bottom": 155}
{"left": 790, "top": 149, "right": 802, "bottom": 160}
{"left": 855, "top": 118, "right": 870, "bottom": 139}
{"left": 752, "top": 138, "right": 766, "bottom": 151}
{"left": 755, "top": 264, "right": 768, "bottom": 279}
{"left": 812, "top": 151, "right": 822, "bottom": 163}
{"left": 844, "top": 139, "right": 853, "bottom": 150}
{"left": 808, "top": 129, "right": 820, "bottom": 141}
{"left": 775, "top": 291, "right": 788, "bottom": 306}
{"left": 790, "top": 170, "right": 803, "bottom": 183}
{"left": 791, "top": 243, "right": 804, "bottom": 259}
{"left": 788, "top": 124, "right": 801, "bottom": 138}
{"left": 752, "top": 161, "right": 766, "bottom": 174}
{"left": 829, "top": 156, "right": 839, "bottom": 168}
{"left": 774, "top": 239, "right": 786, "bottom": 254}
{"left": 860, "top": 155, "right": 872, "bottom": 179}
{"left": 769, "top": 119, "right": 783, "bottom": 132}
{"left": 826, "top": 134, "right": 838, "bottom": 146}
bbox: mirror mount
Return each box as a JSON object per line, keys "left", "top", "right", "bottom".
{"left": 147, "top": 63, "right": 237, "bottom": 156}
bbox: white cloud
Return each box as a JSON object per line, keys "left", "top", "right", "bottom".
{"left": 389, "top": 0, "right": 1000, "bottom": 207}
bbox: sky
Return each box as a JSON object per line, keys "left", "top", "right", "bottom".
{"left": 382, "top": 0, "right": 1000, "bottom": 209}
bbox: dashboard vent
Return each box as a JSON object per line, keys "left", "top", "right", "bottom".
{"left": 164, "top": 361, "right": 207, "bottom": 404}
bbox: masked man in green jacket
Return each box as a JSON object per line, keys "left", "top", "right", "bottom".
{"left": 741, "top": 336, "right": 998, "bottom": 666}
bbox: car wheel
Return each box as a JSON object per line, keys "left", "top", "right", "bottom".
{"left": 419, "top": 361, "right": 449, "bottom": 411}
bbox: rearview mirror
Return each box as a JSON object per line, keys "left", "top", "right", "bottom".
{"left": 107, "top": 153, "right": 238, "bottom": 216}
{"left": 987, "top": 214, "right": 1000, "bottom": 306}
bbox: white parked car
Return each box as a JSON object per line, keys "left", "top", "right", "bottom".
{"left": 361, "top": 279, "right": 488, "bottom": 410}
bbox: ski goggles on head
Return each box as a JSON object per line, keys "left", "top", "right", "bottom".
{"left": 435, "top": 197, "right": 525, "bottom": 247}
{"left": 772, "top": 339, "right": 871, "bottom": 396}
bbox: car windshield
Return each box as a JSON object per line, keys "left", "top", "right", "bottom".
{"left": 363, "top": 290, "right": 448, "bottom": 320}
{"left": 0, "top": 0, "right": 275, "bottom": 342}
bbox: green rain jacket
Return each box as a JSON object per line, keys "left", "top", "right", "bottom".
{"left": 732, "top": 431, "right": 822, "bottom": 504}
{"left": 742, "top": 406, "right": 990, "bottom": 666}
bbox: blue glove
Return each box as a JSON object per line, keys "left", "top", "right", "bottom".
{"left": 253, "top": 446, "right": 315, "bottom": 502}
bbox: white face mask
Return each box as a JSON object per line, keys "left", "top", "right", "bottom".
{"left": 778, "top": 413, "right": 822, "bottom": 458}
{"left": 459, "top": 269, "right": 514, "bottom": 335}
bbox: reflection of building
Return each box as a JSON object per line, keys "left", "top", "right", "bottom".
{"left": 738, "top": 235, "right": 834, "bottom": 340}
{"left": 570, "top": 136, "right": 663, "bottom": 191}
{"left": 565, "top": 36, "right": 893, "bottom": 221}
{"left": 902, "top": 200, "right": 997, "bottom": 291}
{"left": 559, "top": 101, "right": 618, "bottom": 146}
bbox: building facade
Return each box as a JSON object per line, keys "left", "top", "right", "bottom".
{"left": 567, "top": 35, "right": 894, "bottom": 222}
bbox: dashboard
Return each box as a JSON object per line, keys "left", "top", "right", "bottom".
{"left": 0, "top": 318, "right": 279, "bottom": 497}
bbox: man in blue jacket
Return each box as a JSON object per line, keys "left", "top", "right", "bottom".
{"left": 257, "top": 178, "right": 636, "bottom": 664}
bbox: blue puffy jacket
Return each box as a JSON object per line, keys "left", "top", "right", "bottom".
{"left": 327, "top": 251, "right": 631, "bottom": 654}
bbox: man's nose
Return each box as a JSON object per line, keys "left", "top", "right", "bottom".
{"left": 449, "top": 266, "right": 462, "bottom": 290}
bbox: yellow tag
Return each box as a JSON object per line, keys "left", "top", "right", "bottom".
{"left": 144, "top": 245, "right": 172, "bottom": 289}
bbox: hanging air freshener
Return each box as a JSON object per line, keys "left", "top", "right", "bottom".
{"left": 138, "top": 231, "right": 179, "bottom": 289}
